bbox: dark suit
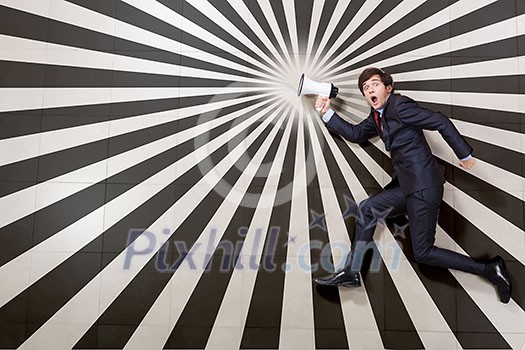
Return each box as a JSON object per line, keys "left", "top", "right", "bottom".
{"left": 326, "top": 93, "right": 484, "bottom": 275}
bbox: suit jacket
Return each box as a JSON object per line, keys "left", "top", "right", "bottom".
{"left": 326, "top": 93, "right": 472, "bottom": 195}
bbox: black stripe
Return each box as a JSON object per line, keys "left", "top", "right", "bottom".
{"left": 0, "top": 91, "right": 265, "bottom": 141}
{"left": 79, "top": 0, "right": 267, "bottom": 76}
{"left": 0, "top": 5, "right": 49, "bottom": 43}
{"left": 386, "top": 36, "right": 523, "bottom": 76}
{"left": 335, "top": 0, "right": 515, "bottom": 72}
{"left": 0, "top": 60, "right": 46, "bottom": 87}
{"left": 0, "top": 105, "right": 275, "bottom": 348}
{"left": 0, "top": 59, "right": 264, "bottom": 88}
{"left": 306, "top": 122, "right": 348, "bottom": 349}
{"left": 463, "top": 136, "right": 523, "bottom": 178}
{"left": 315, "top": 123, "right": 424, "bottom": 349}
{"left": 412, "top": 260, "right": 511, "bottom": 349}
{"left": 0, "top": 110, "right": 42, "bottom": 140}
{"left": 207, "top": 0, "right": 284, "bottom": 72}
{"left": 0, "top": 99, "right": 272, "bottom": 266}
{"left": 266, "top": 0, "right": 293, "bottom": 56}
{"left": 359, "top": 137, "right": 522, "bottom": 231}
{"left": 418, "top": 101, "right": 523, "bottom": 134}
{"left": 0, "top": 4, "right": 257, "bottom": 83}
{"left": 337, "top": 0, "right": 455, "bottom": 70}
{"left": 0, "top": 139, "right": 108, "bottom": 198}
{"left": 355, "top": 141, "right": 510, "bottom": 348}
{"left": 394, "top": 75, "right": 523, "bottom": 94}
{"left": 335, "top": 9, "right": 521, "bottom": 80}
{"left": 242, "top": 0, "right": 282, "bottom": 56}
{"left": 450, "top": 0, "right": 518, "bottom": 37}
{"left": 445, "top": 163, "right": 524, "bottom": 231}
{"left": 327, "top": 0, "right": 403, "bottom": 65}
{"left": 360, "top": 140, "right": 525, "bottom": 311}
{"left": 321, "top": 0, "right": 366, "bottom": 63}
{"left": 0, "top": 96, "right": 269, "bottom": 197}
{"left": 176, "top": 0, "right": 277, "bottom": 76}
{"left": 240, "top": 118, "right": 298, "bottom": 349}
{"left": 439, "top": 202, "right": 525, "bottom": 310}
{"left": 309, "top": 0, "right": 339, "bottom": 56}
{"left": 165, "top": 118, "right": 288, "bottom": 349}
{"left": 294, "top": 0, "right": 314, "bottom": 54}
{"left": 74, "top": 108, "right": 283, "bottom": 349}
{"left": 67, "top": 0, "right": 118, "bottom": 17}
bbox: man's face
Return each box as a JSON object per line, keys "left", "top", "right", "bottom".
{"left": 362, "top": 74, "right": 392, "bottom": 109}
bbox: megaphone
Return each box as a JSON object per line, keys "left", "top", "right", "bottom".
{"left": 297, "top": 73, "right": 339, "bottom": 99}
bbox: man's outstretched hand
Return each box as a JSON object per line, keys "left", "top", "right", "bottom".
{"left": 315, "top": 96, "right": 331, "bottom": 115}
{"left": 459, "top": 157, "right": 477, "bottom": 170}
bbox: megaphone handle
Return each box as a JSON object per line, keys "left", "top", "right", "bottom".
{"left": 315, "top": 94, "right": 328, "bottom": 112}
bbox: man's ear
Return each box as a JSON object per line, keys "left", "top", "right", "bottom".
{"left": 386, "top": 85, "right": 393, "bottom": 93}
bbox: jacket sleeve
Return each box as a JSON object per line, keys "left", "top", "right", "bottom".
{"left": 395, "top": 95, "right": 473, "bottom": 159}
{"left": 325, "top": 112, "right": 378, "bottom": 144}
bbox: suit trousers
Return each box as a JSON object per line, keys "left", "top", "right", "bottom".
{"left": 346, "top": 185, "right": 485, "bottom": 275}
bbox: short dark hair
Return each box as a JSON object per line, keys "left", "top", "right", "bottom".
{"left": 358, "top": 67, "right": 394, "bottom": 95}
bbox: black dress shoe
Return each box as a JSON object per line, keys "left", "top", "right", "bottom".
{"left": 314, "top": 270, "right": 361, "bottom": 288}
{"left": 484, "top": 256, "right": 512, "bottom": 303}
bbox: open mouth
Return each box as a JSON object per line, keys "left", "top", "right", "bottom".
{"left": 371, "top": 96, "right": 378, "bottom": 104}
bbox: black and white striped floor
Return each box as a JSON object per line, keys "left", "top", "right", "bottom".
{"left": 0, "top": 0, "right": 524, "bottom": 349}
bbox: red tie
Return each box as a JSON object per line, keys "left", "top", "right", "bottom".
{"left": 374, "top": 110, "right": 383, "bottom": 133}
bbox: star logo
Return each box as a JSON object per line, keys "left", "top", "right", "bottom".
{"left": 309, "top": 209, "right": 327, "bottom": 231}
{"left": 283, "top": 233, "right": 297, "bottom": 247}
{"left": 341, "top": 193, "right": 358, "bottom": 220}
{"left": 360, "top": 206, "right": 395, "bottom": 230}
{"left": 392, "top": 222, "right": 409, "bottom": 239}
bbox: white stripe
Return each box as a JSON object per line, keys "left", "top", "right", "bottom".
{"left": 394, "top": 56, "right": 523, "bottom": 81}
{"left": 316, "top": 0, "right": 383, "bottom": 71}
{"left": 0, "top": 99, "right": 280, "bottom": 309}
{"left": 444, "top": 182, "right": 525, "bottom": 262}
{"left": 342, "top": 87, "right": 523, "bottom": 114}
{"left": 185, "top": 0, "right": 285, "bottom": 77}
{"left": 0, "top": 86, "right": 270, "bottom": 113}
{"left": 319, "top": 0, "right": 427, "bottom": 77}
{"left": 435, "top": 227, "right": 525, "bottom": 349}
{"left": 399, "top": 90, "right": 523, "bottom": 114}
{"left": 18, "top": 102, "right": 287, "bottom": 350}
{"left": 257, "top": 0, "right": 295, "bottom": 68}
{"left": 0, "top": 96, "right": 274, "bottom": 235}
{"left": 454, "top": 120, "right": 524, "bottom": 154}
{"left": 203, "top": 110, "right": 295, "bottom": 350}
{"left": 120, "top": 107, "right": 288, "bottom": 350}
{"left": 309, "top": 112, "right": 385, "bottom": 349}
{"left": 1, "top": 0, "right": 269, "bottom": 79}
{"left": 0, "top": 34, "right": 267, "bottom": 83}
{"left": 305, "top": 0, "right": 325, "bottom": 57}
{"left": 314, "top": 115, "right": 461, "bottom": 349}
{"left": 279, "top": 106, "right": 315, "bottom": 350}
{"left": 121, "top": 0, "right": 278, "bottom": 81}
{"left": 307, "top": 0, "right": 351, "bottom": 73}
{"left": 327, "top": 0, "right": 497, "bottom": 79}
{"left": 226, "top": 0, "right": 288, "bottom": 69}
{"left": 0, "top": 92, "right": 270, "bottom": 166}
{"left": 332, "top": 12, "right": 523, "bottom": 83}
{"left": 368, "top": 137, "right": 525, "bottom": 263}
{"left": 424, "top": 130, "right": 524, "bottom": 198}
{"left": 282, "top": 0, "right": 299, "bottom": 67}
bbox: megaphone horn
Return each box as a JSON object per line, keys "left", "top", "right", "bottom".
{"left": 297, "top": 73, "right": 339, "bottom": 99}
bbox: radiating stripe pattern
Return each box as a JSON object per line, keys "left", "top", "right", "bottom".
{"left": 0, "top": 0, "right": 524, "bottom": 349}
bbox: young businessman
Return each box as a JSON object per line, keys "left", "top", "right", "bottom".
{"left": 313, "top": 67, "right": 512, "bottom": 303}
